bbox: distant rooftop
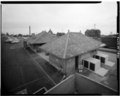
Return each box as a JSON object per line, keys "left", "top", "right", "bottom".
{"left": 27, "top": 31, "right": 57, "bottom": 44}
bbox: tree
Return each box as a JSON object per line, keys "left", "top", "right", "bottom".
{"left": 6, "top": 33, "right": 9, "bottom": 36}
{"left": 18, "top": 34, "right": 22, "bottom": 37}
{"left": 85, "top": 29, "right": 101, "bottom": 38}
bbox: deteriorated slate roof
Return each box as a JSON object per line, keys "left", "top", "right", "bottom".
{"left": 26, "top": 35, "right": 36, "bottom": 43}
{"left": 26, "top": 31, "right": 47, "bottom": 44}
{"left": 40, "top": 32, "right": 102, "bottom": 59}
{"left": 29, "top": 31, "right": 57, "bottom": 44}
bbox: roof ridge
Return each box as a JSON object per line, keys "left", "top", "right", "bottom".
{"left": 63, "top": 32, "right": 70, "bottom": 58}
{"left": 32, "top": 32, "right": 48, "bottom": 43}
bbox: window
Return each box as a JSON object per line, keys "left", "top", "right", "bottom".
{"left": 84, "top": 60, "right": 88, "bottom": 68}
{"left": 101, "top": 57, "right": 105, "bottom": 63}
{"left": 95, "top": 55, "right": 99, "bottom": 59}
{"left": 90, "top": 63, "right": 95, "bottom": 71}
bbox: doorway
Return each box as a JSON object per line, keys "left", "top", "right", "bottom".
{"left": 75, "top": 56, "right": 79, "bottom": 70}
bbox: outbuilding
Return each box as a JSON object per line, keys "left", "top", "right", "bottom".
{"left": 40, "top": 32, "right": 104, "bottom": 76}
{"left": 26, "top": 31, "right": 57, "bottom": 52}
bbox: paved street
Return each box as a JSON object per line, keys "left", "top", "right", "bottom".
{"left": 1, "top": 37, "right": 63, "bottom": 94}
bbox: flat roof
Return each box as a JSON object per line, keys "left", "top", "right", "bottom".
{"left": 96, "top": 52, "right": 108, "bottom": 58}
{"left": 83, "top": 57, "right": 100, "bottom": 64}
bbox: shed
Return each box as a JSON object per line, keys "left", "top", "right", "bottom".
{"left": 40, "top": 32, "right": 103, "bottom": 76}
{"left": 26, "top": 31, "right": 58, "bottom": 52}
{"left": 29, "top": 31, "right": 57, "bottom": 45}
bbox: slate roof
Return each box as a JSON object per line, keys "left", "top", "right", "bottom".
{"left": 28, "top": 31, "right": 57, "bottom": 44}
{"left": 40, "top": 32, "right": 103, "bottom": 59}
{"left": 26, "top": 35, "right": 36, "bottom": 43}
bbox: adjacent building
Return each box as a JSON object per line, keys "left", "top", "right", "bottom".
{"left": 25, "top": 31, "right": 58, "bottom": 52}
{"left": 40, "top": 32, "right": 104, "bottom": 76}
{"left": 56, "top": 32, "right": 65, "bottom": 37}
{"left": 85, "top": 29, "right": 101, "bottom": 41}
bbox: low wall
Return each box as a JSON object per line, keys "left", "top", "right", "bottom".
{"left": 98, "top": 48, "right": 117, "bottom": 54}
{"left": 75, "top": 73, "right": 118, "bottom": 95}
{"left": 45, "top": 75, "right": 75, "bottom": 94}
{"left": 44, "top": 73, "right": 118, "bottom": 95}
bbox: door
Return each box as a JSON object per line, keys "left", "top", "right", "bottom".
{"left": 75, "top": 56, "right": 79, "bottom": 70}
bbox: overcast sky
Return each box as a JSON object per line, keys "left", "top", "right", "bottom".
{"left": 2, "top": 1, "right": 117, "bottom": 35}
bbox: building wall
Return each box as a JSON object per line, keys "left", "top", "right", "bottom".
{"left": 49, "top": 55, "right": 75, "bottom": 76}
{"left": 49, "top": 54, "right": 65, "bottom": 72}
{"left": 66, "top": 57, "right": 75, "bottom": 76}
{"left": 45, "top": 75, "right": 75, "bottom": 94}
{"left": 75, "top": 73, "right": 117, "bottom": 95}
{"left": 49, "top": 50, "right": 97, "bottom": 76}
{"left": 78, "top": 50, "right": 97, "bottom": 65}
